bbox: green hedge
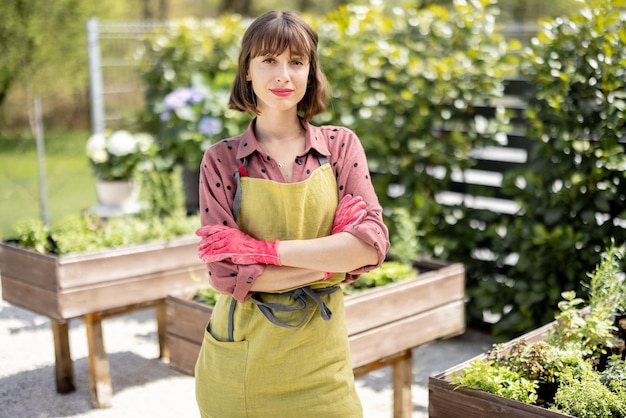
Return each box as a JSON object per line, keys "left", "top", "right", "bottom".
{"left": 492, "top": 0, "right": 626, "bottom": 336}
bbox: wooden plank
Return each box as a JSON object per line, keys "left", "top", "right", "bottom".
{"left": 84, "top": 313, "right": 113, "bottom": 409}
{"left": 56, "top": 235, "right": 202, "bottom": 289}
{"left": 0, "top": 242, "right": 58, "bottom": 291}
{"left": 506, "top": 133, "right": 534, "bottom": 153}
{"left": 349, "top": 300, "right": 465, "bottom": 369}
{"left": 428, "top": 376, "right": 573, "bottom": 418}
{"left": 1, "top": 276, "right": 62, "bottom": 319}
{"left": 168, "top": 334, "right": 201, "bottom": 376}
{"left": 344, "top": 263, "right": 464, "bottom": 336}
{"left": 155, "top": 301, "right": 169, "bottom": 360}
{"left": 166, "top": 296, "right": 465, "bottom": 376}
{"left": 392, "top": 349, "right": 413, "bottom": 418}
{"left": 0, "top": 236, "right": 204, "bottom": 292}
{"left": 51, "top": 319, "right": 75, "bottom": 393}
{"left": 166, "top": 293, "right": 212, "bottom": 343}
{"left": 56, "top": 266, "right": 206, "bottom": 319}
{"left": 353, "top": 351, "right": 412, "bottom": 378}
{"left": 503, "top": 78, "right": 532, "bottom": 97}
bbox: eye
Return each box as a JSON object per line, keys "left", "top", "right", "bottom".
{"left": 291, "top": 59, "right": 305, "bottom": 66}
{"left": 262, "top": 57, "right": 275, "bottom": 64}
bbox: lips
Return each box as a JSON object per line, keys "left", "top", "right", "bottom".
{"left": 270, "top": 88, "right": 294, "bottom": 97}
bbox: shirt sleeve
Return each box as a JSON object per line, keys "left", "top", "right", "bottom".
{"left": 325, "top": 126, "right": 391, "bottom": 275}
{"left": 198, "top": 140, "right": 264, "bottom": 302}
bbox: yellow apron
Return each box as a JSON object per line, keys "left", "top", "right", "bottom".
{"left": 195, "top": 157, "right": 362, "bottom": 418}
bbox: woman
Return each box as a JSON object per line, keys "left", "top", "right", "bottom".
{"left": 194, "top": 10, "right": 390, "bottom": 417}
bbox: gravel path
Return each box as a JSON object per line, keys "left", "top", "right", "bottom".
{"left": 0, "top": 285, "right": 494, "bottom": 418}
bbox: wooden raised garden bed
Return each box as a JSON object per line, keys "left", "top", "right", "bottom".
{"left": 167, "top": 259, "right": 466, "bottom": 418}
{"left": 428, "top": 321, "right": 572, "bottom": 418}
{"left": 0, "top": 236, "right": 206, "bottom": 408}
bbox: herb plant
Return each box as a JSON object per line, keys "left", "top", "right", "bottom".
{"left": 451, "top": 242, "right": 626, "bottom": 415}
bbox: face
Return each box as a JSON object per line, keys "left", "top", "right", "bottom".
{"left": 247, "top": 48, "right": 310, "bottom": 115}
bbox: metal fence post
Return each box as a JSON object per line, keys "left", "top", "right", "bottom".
{"left": 87, "top": 17, "right": 105, "bottom": 135}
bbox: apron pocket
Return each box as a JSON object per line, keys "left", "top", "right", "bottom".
{"left": 195, "top": 322, "right": 249, "bottom": 418}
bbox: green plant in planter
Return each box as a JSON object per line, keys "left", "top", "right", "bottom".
{"left": 451, "top": 242, "right": 626, "bottom": 414}
{"left": 553, "top": 361, "right": 626, "bottom": 418}
{"left": 195, "top": 285, "right": 220, "bottom": 306}
{"left": 10, "top": 213, "right": 199, "bottom": 255}
{"left": 452, "top": 353, "right": 540, "bottom": 404}
{"left": 341, "top": 261, "right": 416, "bottom": 296}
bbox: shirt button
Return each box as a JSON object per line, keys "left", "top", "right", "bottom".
{"left": 247, "top": 277, "right": 253, "bottom": 284}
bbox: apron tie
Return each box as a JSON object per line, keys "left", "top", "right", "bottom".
{"left": 247, "top": 286, "right": 339, "bottom": 329}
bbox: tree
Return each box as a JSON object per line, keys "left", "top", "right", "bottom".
{"left": 0, "top": 0, "right": 95, "bottom": 109}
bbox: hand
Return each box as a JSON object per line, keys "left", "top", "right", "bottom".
{"left": 196, "top": 225, "right": 281, "bottom": 266}
{"left": 332, "top": 194, "right": 367, "bottom": 234}
{"left": 324, "top": 194, "right": 367, "bottom": 279}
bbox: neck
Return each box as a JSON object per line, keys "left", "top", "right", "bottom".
{"left": 255, "top": 114, "right": 304, "bottom": 144}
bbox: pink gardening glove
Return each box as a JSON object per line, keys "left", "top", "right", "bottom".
{"left": 196, "top": 225, "right": 281, "bottom": 266}
{"left": 331, "top": 194, "right": 367, "bottom": 234}
{"left": 324, "top": 194, "right": 368, "bottom": 279}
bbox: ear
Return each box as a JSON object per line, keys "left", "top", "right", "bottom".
{"left": 246, "top": 72, "right": 251, "bottom": 81}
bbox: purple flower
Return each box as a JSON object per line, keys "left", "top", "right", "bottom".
{"left": 197, "top": 116, "right": 222, "bottom": 136}
{"left": 160, "top": 111, "right": 171, "bottom": 121}
{"left": 163, "top": 87, "right": 204, "bottom": 110}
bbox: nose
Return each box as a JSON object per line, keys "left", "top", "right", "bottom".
{"left": 275, "top": 62, "right": 290, "bottom": 83}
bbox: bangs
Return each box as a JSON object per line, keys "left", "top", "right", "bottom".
{"left": 249, "top": 19, "right": 314, "bottom": 60}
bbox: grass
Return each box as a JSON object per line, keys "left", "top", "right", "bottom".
{"left": 0, "top": 130, "right": 97, "bottom": 239}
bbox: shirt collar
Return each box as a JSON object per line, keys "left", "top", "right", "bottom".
{"left": 235, "top": 118, "right": 331, "bottom": 161}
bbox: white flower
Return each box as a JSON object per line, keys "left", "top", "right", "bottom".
{"left": 86, "top": 133, "right": 108, "bottom": 163}
{"left": 134, "top": 133, "right": 155, "bottom": 153}
{"left": 106, "top": 130, "right": 138, "bottom": 156}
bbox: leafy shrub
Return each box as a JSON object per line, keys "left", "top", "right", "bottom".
{"left": 492, "top": 0, "right": 626, "bottom": 336}
{"left": 316, "top": 0, "right": 519, "bottom": 215}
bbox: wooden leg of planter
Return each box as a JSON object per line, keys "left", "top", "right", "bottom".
{"left": 391, "top": 349, "right": 413, "bottom": 418}
{"left": 155, "top": 300, "right": 169, "bottom": 360}
{"left": 51, "top": 319, "right": 75, "bottom": 393}
{"left": 84, "top": 312, "right": 112, "bottom": 408}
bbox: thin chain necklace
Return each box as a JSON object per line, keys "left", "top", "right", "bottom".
{"left": 257, "top": 129, "right": 305, "bottom": 169}
{"left": 257, "top": 141, "right": 284, "bottom": 168}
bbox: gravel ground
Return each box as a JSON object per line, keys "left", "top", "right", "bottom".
{"left": 0, "top": 285, "right": 494, "bottom": 418}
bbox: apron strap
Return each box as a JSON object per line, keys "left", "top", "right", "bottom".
{"left": 233, "top": 157, "right": 248, "bottom": 221}
{"left": 247, "top": 286, "right": 339, "bottom": 329}
{"left": 228, "top": 297, "right": 237, "bottom": 342}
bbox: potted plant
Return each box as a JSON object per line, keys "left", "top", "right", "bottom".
{"left": 429, "top": 243, "right": 626, "bottom": 418}
{"left": 85, "top": 129, "right": 157, "bottom": 216}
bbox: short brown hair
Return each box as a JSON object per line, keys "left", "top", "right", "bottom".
{"left": 228, "top": 11, "right": 328, "bottom": 120}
